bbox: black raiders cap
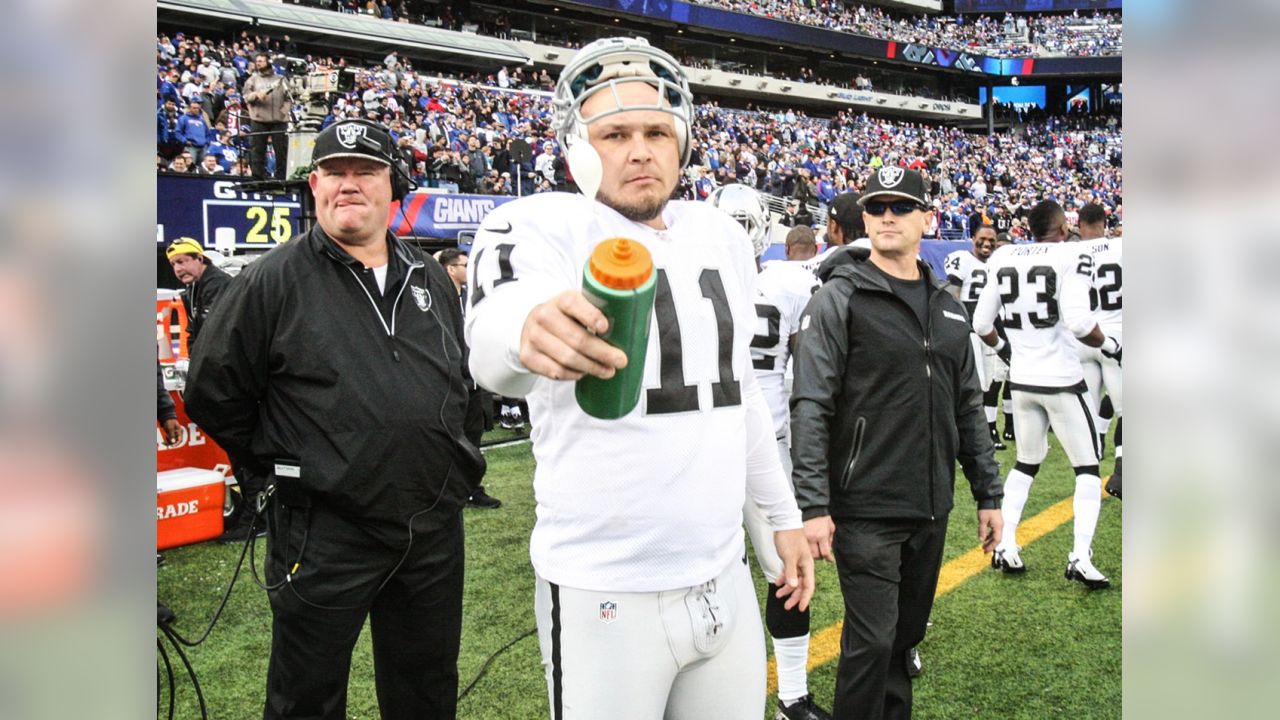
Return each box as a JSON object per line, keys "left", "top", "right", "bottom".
{"left": 311, "top": 120, "right": 394, "bottom": 167}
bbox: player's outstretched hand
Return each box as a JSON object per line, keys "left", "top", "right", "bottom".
{"left": 773, "top": 528, "right": 816, "bottom": 612}
{"left": 520, "top": 290, "right": 629, "bottom": 381}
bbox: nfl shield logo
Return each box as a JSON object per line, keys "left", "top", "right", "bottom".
{"left": 410, "top": 285, "right": 431, "bottom": 312}
{"left": 598, "top": 601, "right": 618, "bottom": 624}
{"left": 336, "top": 122, "right": 368, "bottom": 148}
{"left": 877, "top": 166, "right": 904, "bottom": 188}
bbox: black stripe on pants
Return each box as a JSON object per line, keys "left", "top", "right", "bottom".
{"left": 550, "top": 582, "right": 563, "bottom": 720}
{"left": 1076, "top": 392, "right": 1101, "bottom": 461}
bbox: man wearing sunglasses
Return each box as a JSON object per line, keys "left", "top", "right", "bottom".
{"left": 791, "top": 167, "right": 1004, "bottom": 719}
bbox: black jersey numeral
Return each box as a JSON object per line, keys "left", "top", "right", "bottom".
{"left": 751, "top": 303, "right": 781, "bottom": 371}
{"left": 966, "top": 268, "right": 988, "bottom": 303}
{"left": 997, "top": 265, "right": 1059, "bottom": 330}
{"left": 645, "top": 268, "right": 742, "bottom": 415}
{"left": 1096, "top": 263, "right": 1122, "bottom": 311}
{"left": 470, "top": 242, "right": 516, "bottom": 308}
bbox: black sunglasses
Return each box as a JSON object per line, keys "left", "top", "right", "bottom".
{"left": 863, "top": 199, "right": 926, "bottom": 217}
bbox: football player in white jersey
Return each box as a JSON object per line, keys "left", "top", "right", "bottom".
{"left": 1075, "top": 203, "right": 1123, "bottom": 498}
{"left": 945, "top": 225, "right": 1007, "bottom": 450}
{"left": 465, "top": 38, "right": 814, "bottom": 720}
{"left": 711, "top": 183, "right": 830, "bottom": 720}
{"left": 973, "top": 200, "right": 1122, "bottom": 589}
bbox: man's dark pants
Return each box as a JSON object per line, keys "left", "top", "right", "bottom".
{"left": 263, "top": 501, "right": 464, "bottom": 720}
{"left": 250, "top": 121, "right": 288, "bottom": 179}
{"left": 832, "top": 517, "right": 948, "bottom": 720}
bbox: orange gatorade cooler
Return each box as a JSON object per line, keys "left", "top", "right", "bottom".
{"left": 157, "top": 467, "right": 225, "bottom": 550}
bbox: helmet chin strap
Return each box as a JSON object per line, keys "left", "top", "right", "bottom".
{"left": 565, "top": 132, "right": 603, "bottom": 202}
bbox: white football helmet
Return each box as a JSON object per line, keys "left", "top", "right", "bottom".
{"left": 552, "top": 37, "right": 694, "bottom": 169}
{"left": 708, "top": 184, "right": 771, "bottom": 257}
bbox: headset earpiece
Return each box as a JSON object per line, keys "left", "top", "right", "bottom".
{"left": 342, "top": 118, "right": 415, "bottom": 201}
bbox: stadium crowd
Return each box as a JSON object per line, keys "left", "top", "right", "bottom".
{"left": 156, "top": 29, "right": 1122, "bottom": 238}
{"left": 692, "top": 2, "right": 1121, "bottom": 58}
{"left": 289, "top": 0, "right": 1121, "bottom": 59}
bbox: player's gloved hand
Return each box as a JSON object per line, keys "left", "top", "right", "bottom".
{"left": 994, "top": 337, "right": 1012, "bottom": 365}
{"left": 1100, "top": 336, "right": 1122, "bottom": 364}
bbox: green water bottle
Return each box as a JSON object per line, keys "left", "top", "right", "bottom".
{"left": 575, "top": 237, "right": 657, "bottom": 419}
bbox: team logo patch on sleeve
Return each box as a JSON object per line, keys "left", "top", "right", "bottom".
{"left": 410, "top": 285, "right": 432, "bottom": 312}
{"left": 598, "top": 601, "right": 618, "bottom": 624}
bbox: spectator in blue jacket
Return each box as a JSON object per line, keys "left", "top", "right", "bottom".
{"left": 157, "top": 99, "right": 182, "bottom": 156}
{"left": 205, "top": 131, "right": 238, "bottom": 172}
{"left": 175, "top": 99, "right": 212, "bottom": 163}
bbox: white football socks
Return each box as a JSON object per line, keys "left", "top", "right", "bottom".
{"left": 998, "top": 468, "right": 1035, "bottom": 551}
{"left": 773, "top": 634, "right": 810, "bottom": 703}
{"left": 1073, "top": 474, "right": 1102, "bottom": 558}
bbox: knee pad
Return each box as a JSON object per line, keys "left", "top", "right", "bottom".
{"left": 1098, "top": 394, "right": 1114, "bottom": 419}
{"left": 765, "top": 588, "right": 810, "bottom": 639}
{"left": 983, "top": 384, "right": 1001, "bottom": 407}
{"left": 1013, "top": 461, "right": 1040, "bottom": 477}
{"left": 1073, "top": 465, "right": 1100, "bottom": 478}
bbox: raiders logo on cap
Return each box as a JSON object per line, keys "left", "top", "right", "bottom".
{"left": 336, "top": 123, "right": 369, "bottom": 148}
{"left": 877, "top": 167, "right": 904, "bottom": 188}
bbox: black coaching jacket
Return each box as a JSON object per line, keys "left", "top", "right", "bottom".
{"left": 185, "top": 226, "right": 482, "bottom": 540}
{"left": 790, "top": 251, "right": 1002, "bottom": 522}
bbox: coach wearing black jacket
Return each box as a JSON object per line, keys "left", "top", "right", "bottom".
{"left": 185, "top": 120, "right": 482, "bottom": 720}
{"left": 791, "top": 168, "right": 1003, "bottom": 720}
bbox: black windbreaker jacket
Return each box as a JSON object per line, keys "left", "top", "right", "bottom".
{"left": 790, "top": 253, "right": 1002, "bottom": 522}
{"left": 184, "top": 226, "right": 482, "bottom": 539}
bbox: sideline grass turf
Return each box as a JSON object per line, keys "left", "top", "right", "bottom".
{"left": 157, "top": 425, "right": 1120, "bottom": 719}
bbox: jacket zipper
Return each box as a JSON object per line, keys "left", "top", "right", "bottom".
{"left": 838, "top": 416, "right": 867, "bottom": 491}
{"left": 924, "top": 293, "right": 936, "bottom": 520}
{"left": 342, "top": 254, "right": 423, "bottom": 362}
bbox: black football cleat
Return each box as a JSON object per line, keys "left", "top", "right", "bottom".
{"left": 776, "top": 694, "right": 832, "bottom": 720}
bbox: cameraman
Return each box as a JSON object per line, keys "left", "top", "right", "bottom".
{"left": 243, "top": 53, "right": 290, "bottom": 179}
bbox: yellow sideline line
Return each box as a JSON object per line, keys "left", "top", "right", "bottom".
{"left": 767, "top": 483, "right": 1112, "bottom": 693}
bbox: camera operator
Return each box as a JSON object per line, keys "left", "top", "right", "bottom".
{"left": 243, "top": 53, "right": 290, "bottom": 179}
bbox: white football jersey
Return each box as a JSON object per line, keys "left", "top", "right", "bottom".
{"left": 465, "top": 192, "right": 802, "bottom": 592}
{"left": 943, "top": 249, "right": 989, "bottom": 312}
{"left": 972, "top": 242, "right": 1097, "bottom": 389}
{"left": 799, "top": 237, "right": 871, "bottom": 276}
{"left": 752, "top": 260, "right": 819, "bottom": 437}
{"left": 1081, "top": 237, "right": 1123, "bottom": 338}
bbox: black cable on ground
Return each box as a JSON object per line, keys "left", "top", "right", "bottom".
{"left": 158, "top": 637, "right": 176, "bottom": 720}
{"left": 160, "top": 622, "right": 209, "bottom": 720}
{"left": 458, "top": 627, "right": 537, "bottom": 702}
{"left": 166, "top": 510, "right": 261, "bottom": 647}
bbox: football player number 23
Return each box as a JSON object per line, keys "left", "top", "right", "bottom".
{"left": 997, "top": 265, "right": 1059, "bottom": 329}
{"left": 245, "top": 206, "right": 292, "bottom": 243}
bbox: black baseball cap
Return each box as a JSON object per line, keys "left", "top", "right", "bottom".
{"left": 859, "top": 167, "right": 928, "bottom": 205}
{"left": 829, "top": 191, "right": 861, "bottom": 222}
{"left": 311, "top": 120, "right": 394, "bottom": 167}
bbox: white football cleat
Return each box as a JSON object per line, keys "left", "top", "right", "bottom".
{"left": 991, "top": 545, "right": 1026, "bottom": 574}
{"left": 1065, "top": 551, "right": 1110, "bottom": 590}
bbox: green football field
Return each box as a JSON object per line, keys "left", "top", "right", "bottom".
{"left": 157, "top": 424, "right": 1121, "bottom": 719}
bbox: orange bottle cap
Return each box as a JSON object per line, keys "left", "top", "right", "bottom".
{"left": 589, "top": 238, "right": 654, "bottom": 290}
